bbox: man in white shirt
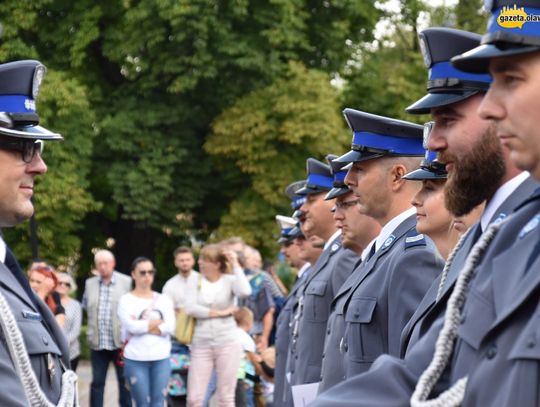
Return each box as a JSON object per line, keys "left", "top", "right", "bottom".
{"left": 162, "top": 246, "right": 199, "bottom": 314}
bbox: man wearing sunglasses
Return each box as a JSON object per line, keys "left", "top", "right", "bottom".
{"left": 82, "top": 248, "right": 132, "bottom": 407}
{"left": 0, "top": 60, "right": 72, "bottom": 405}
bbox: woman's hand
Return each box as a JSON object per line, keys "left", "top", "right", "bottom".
{"left": 223, "top": 249, "right": 240, "bottom": 269}
{"left": 209, "top": 305, "right": 238, "bottom": 318}
{"left": 147, "top": 319, "right": 164, "bottom": 335}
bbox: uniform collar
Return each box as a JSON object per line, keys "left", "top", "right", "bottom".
{"left": 481, "top": 171, "right": 530, "bottom": 231}
{"left": 375, "top": 207, "right": 417, "bottom": 253}
{"left": 0, "top": 236, "right": 5, "bottom": 263}
{"left": 297, "top": 262, "right": 311, "bottom": 279}
{"left": 323, "top": 229, "right": 342, "bottom": 251}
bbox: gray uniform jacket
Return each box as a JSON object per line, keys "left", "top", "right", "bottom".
{"left": 274, "top": 266, "right": 312, "bottom": 407}
{"left": 310, "top": 180, "right": 540, "bottom": 407}
{"left": 400, "top": 175, "right": 539, "bottom": 357}
{"left": 450, "top": 190, "right": 540, "bottom": 406}
{"left": 0, "top": 261, "right": 70, "bottom": 405}
{"left": 289, "top": 233, "right": 357, "bottom": 389}
{"left": 318, "top": 215, "right": 443, "bottom": 393}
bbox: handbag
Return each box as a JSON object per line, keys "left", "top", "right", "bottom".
{"left": 175, "top": 275, "right": 201, "bottom": 344}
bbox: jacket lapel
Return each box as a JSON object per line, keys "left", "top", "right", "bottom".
{"left": 0, "top": 262, "right": 38, "bottom": 311}
{"left": 489, "top": 227, "right": 540, "bottom": 331}
{"left": 303, "top": 234, "right": 341, "bottom": 288}
{"left": 438, "top": 223, "right": 482, "bottom": 300}
{"left": 347, "top": 214, "right": 417, "bottom": 296}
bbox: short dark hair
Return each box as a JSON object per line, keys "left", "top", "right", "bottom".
{"left": 173, "top": 246, "right": 193, "bottom": 257}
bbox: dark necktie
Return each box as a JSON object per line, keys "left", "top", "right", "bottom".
{"left": 3, "top": 247, "right": 40, "bottom": 308}
{"left": 366, "top": 243, "right": 377, "bottom": 261}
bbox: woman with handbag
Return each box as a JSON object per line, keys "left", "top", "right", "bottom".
{"left": 118, "top": 256, "right": 176, "bottom": 407}
{"left": 185, "top": 244, "right": 252, "bottom": 407}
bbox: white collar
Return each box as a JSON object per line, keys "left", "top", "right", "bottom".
{"left": 0, "top": 236, "right": 5, "bottom": 263}
{"left": 361, "top": 237, "right": 377, "bottom": 262}
{"left": 481, "top": 171, "right": 530, "bottom": 231}
{"left": 297, "top": 262, "right": 311, "bottom": 279}
{"left": 323, "top": 229, "right": 342, "bottom": 251}
{"left": 374, "top": 207, "right": 417, "bottom": 253}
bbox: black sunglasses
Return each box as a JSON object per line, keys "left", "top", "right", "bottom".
{"left": 0, "top": 139, "right": 44, "bottom": 163}
{"left": 138, "top": 269, "right": 155, "bottom": 276}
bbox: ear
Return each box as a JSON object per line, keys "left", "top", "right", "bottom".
{"left": 390, "top": 164, "right": 408, "bottom": 191}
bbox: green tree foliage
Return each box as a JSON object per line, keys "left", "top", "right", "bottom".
{"left": 456, "top": 0, "right": 487, "bottom": 34}
{"left": 341, "top": 0, "right": 490, "bottom": 124}
{"left": 0, "top": 0, "right": 380, "bottom": 274}
{"left": 206, "top": 62, "right": 350, "bottom": 253}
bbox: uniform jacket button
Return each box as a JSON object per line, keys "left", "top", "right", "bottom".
{"left": 42, "top": 336, "right": 49, "bottom": 345}
{"left": 527, "top": 338, "right": 536, "bottom": 348}
{"left": 486, "top": 344, "right": 497, "bottom": 359}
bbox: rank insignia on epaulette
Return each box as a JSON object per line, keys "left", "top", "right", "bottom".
{"left": 405, "top": 230, "right": 426, "bottom": 249}
{"left": 519, "top": 213, "right": 540, "bottom": 239}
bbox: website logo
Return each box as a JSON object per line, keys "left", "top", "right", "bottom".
{"left": 497, "top": 5, "right": 540, "bottom": 29}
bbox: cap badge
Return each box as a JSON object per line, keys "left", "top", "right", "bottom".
{"left": 32, "top": 64, "right": 47, "bottom": 99}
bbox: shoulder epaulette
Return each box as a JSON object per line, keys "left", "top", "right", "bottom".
{"left": 404, "top": 228, "right": 427, "bottom": 249}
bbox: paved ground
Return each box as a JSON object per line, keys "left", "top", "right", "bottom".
{"left": 78, "top": 360, "right": 118, "bottom": 407}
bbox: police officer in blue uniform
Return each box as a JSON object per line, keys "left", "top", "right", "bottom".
{"left": 317, "top": 154, "right": 380, "bottom": 394}
{"left": 310, "top": 25, "right": 540, "bottom": 407}
{"left": 0, "top": 60, "right": 72, "bottom": 406}
{"left": 285, "top": 158, "right": 358, "bottom": 404}
{"left": 275, "top": 180, "right": 325, "bottom": 407}
{"left": 273, "top": 213, "right": 313, "bottom": 407}
{"left": 315, "top": 110, "right": 443, "bottom": 395}
{"left": 402, "top": 27, "right": 539, "bottom": 357}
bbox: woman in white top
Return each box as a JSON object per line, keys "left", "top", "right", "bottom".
{"left": 118, "top": 257, "right": 175, "bottom": 407}
{"left": 185, "top": 244, "right": 252, "bottom": 407}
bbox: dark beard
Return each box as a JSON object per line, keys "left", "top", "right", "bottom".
{"left": 441, "top": 125, "right": 505, "bottom": 217}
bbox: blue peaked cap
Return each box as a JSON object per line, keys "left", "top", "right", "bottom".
{"left": 406, "top": 28, "right": 492, "bottom": 114}
{"left": 325, "top": 154, "right": 350, "bottom": 200}
{"left": 402, "top": 149, "right": 448, "bottom": 180}
{"left": 285, "top": 180, "right": 307, "bottom": 218}
{"left": 336, "top": 109, "right": 424, "bottom": 163}
{"left": 296, "top": 158, "right": 333, "bottom": 195}
{"left": 452, "top": 1, "right": 540, "bottom": 73}
{"left": 0, "top": 60, "right": 62, "bottom": 140}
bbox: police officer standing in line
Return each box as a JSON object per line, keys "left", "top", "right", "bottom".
{"left": 326, "top": 154, "right": 381, "bottom": 256}
{"left": 309, "top": 24, "right": 540, "bottom": 407}
{"left": 0, "top": 60, "right": 74, "bottom": 406}
{"left": 316, "top": 154, "right": 380, "bottom": 393}
{"left": 316, "top": 111, "right": 443, "bottom": 395}
{"left": 274, "top": 214, "right": 312, "bottom": 407}
{"left": 275, "top": 180, "right": 319, "bottom": 407}
{"left": 285, "top": 158, "right": 358, "bottom": 404}
{"left": 400, "top": 27, "right": 539, "bottom": 356}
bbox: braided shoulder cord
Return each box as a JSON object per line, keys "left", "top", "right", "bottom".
{"left": 410, "top": 220, "right": 503, "bottom": 407}
{"left": 436, "top": 226, "right": 476, "bottom": 302}
{"left": 0, "top": 290, "right": 79, "bottom": 407}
